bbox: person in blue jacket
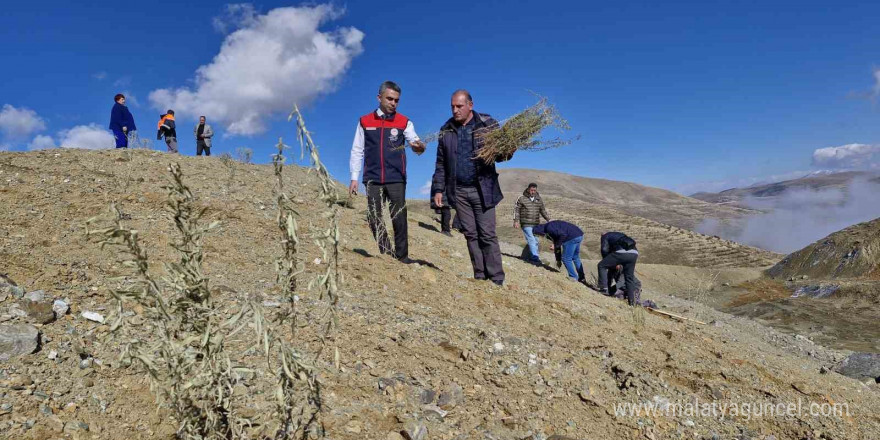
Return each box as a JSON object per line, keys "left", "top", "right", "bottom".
{"left": 532, "top": 220, "right": 586, "bottom": 283}
{"left": 109, "top": 94, "right": 136, "bottom": 148}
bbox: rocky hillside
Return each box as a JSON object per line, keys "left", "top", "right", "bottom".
{"left": 0, "top": 149, "right": 878, "bottom": 439}
{"left": 767, "top": 218, "right": 880, "bottom": 280}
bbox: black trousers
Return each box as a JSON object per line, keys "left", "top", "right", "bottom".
{"left": 196, "top": 140, "right": 210, "bottom": 156}
{"left": 597, "top": 252, "right": 639, "bottom": 305}
{"left": 366, "top": 182, "right": 408, "bottom": 259}
{"left": 439, "top": 207, "right": 452, "bottom": 232}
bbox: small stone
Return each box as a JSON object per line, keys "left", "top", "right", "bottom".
{"left": 22, "top": 299, "right": 55, "bottom": 324}
{"left": 23, "top": 290, "right": 45, "bottom": 302}
{"left": 682, "top": 419, "right": 695, "bottom": 427}
{"left": 402, "top": 422, "right": 427, "bottom": 440}
{"left": 422, "top": 404, "right": 447, "bottom": 421}
{"left": 82, "top": 377, "right": 95, "bottom": 388}
{"left": 504, "top": 364, "right": 519, "bottom": 375}
{"left": 0, "top": 324, "right": 40, "bottom": 362}
{"left": 48, "top": 350, "right": 58, "bottom": 360}
{"left": 8, "top": 374, "right": 33, "bottom": 388}
{"left": 437, "top": 383, "right": 464, "bottom": 409}
{"left": 491, "top": 342, "right": 505, "bottom": 353}
{"left": 39, "top": 404, "right": 52, "bottom": 415}
{"left": 419, "top": 389, "right": 437, "bottom": 404}
{"left": 63, "top": 421, "right": 89, "bottom": 433}
{"left": 81, "top": 311, "right": 105, "bottom": 323}
{"left": 0, "top": 403, "right": 11, "bottom": 415}
{"left": 47, "top": 416, "right": 64, "bottom": 432}
{"left": 80, "top": 358, "right": 93, "bottom": 369}
{"left": 344, "top": 420, "right": 362, "bottom": 434}
{"left": 52, "top": 300, "right": 69, "bottom": 316}
{"left": 261, "top": 301, "right": 282, "bottom": 308}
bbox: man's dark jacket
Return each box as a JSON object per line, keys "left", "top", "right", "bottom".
{"left": 532, "top": 220, "right": 583, "bottom": 246}
{"left": 600, "top": 231, "right": 637, "bottom": 257}
{"left": 431, "top": 112, "right": 512, "bottom": 209}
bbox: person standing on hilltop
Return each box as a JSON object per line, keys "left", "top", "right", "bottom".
{"left": 349, "top": 81, "right": 426, "bottom": 263}
{"left": 194, "top": 116, "right": 213, "bottom": 156}
{"left": 514, "top": 183, "right": 550, "bottom": 265}
{"left": 532, "top": 220, "right": 585, "bottom": 283}
{"left": 109, "top": 94, "right": 136, "bottom": 149}
{"left": 157, "top": 110, "right": 178, "bottom": 153}
{"left": 432, "top": 90, "right": 514, "bottom": 286}
{"left": 596, "top": 231, "right": 641, "bottom": 306}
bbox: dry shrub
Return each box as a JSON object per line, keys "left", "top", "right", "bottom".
{"left": 474, "top": 95, "right": 576, "bottom": 164}
{"left": 87, "top": 162, "right": 325, "bottom": 439}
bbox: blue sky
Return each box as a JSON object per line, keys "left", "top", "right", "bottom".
{"left": 1, "top": 0, "right": 879, "bottom": 195}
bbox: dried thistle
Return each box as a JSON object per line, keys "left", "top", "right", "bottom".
{"left": 271, "top": 137, "right": 303, "bottom": 331}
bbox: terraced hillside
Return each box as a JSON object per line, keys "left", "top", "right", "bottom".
{"left": 490, "top": 195, "right": 781, "bottom": 268}
{"left": 498, "top": 168, "right": 757, "bottom": 230}
{"left": 767, "top": 217, "right": 880, "bottom": 280}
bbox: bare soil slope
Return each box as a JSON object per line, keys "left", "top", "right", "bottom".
{"left": 1, "top": 149, "right": 878, "bottom": 440}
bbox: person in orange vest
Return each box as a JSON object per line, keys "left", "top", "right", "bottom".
{"left": 156, "top": 110, "right": 178, "bottom": 153}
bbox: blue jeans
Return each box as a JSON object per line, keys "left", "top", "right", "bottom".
{"left": 522, "top": 226, "right": 540, "bottom": 261}
{"left": 560, "top": 235, "right": 584, "bottom": 280}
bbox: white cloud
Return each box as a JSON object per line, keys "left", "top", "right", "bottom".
{"left": 149, "top": 4, "right": 364, "bottom": 136}
{"left": 93, "top": 71, "right": 107, "bottom": 80}
{"left": 0, "top": 104, "right": 47, "bottom": 138}
{"left": 213, "top": 3, "right": 258, "bottom": 33}
{"left": 27, "top": 134, "right": 56, "bottom": 150}
{"left": 811, "top": 143, "right": 880, "bottom": 170}
{"left": 57, "top": 124, "right": 116, "bottom": 150}
{"left": 419, "top": 179, "right": 432, "bottom": 196}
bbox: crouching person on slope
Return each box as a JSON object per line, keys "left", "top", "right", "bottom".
{"left": 596, "top": 231, "right": 641, "bottom": 306}
{"left": 532, "top": 220, "right": 585, "bottom": 283}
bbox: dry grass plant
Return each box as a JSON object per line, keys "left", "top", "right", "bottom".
{"left": 271, "top": 138, "right": 303, "bottom": 333}
{"left": 288, "top": 104, "right": 342, "bottom": 365}
{"left": 235, "top": 147, "right": 254, "bottom": 164}
{"left": 218, "top": 153, "right": 236, "bottom": 195}
{"left": 87, "top": 161, "right": 326, "bottom": 439}
{"left": 474, "top": 95, "right": 576, "bottom": 164}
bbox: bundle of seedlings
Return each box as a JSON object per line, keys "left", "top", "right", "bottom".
{"left": 473, "top": 95, "right": 575, "bottom": 164}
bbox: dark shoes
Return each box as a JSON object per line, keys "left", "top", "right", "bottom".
{"left": 441, "top": 231, "right": 453, "bottom": 237}
{"left": 398, "top": 257, "right": 416, "bottom": 265}
{"left": 492, "top": 280, "right": 503, "bottom": 287}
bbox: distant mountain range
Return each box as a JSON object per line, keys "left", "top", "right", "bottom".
{"left": 690, "top": 171, "right": 880, "bottom": 206}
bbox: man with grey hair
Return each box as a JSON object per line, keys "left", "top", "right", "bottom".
{"left": 349, "top": 80, "right": 426, "bottom": 263}
{"left": 432, "top": 90, "right": 514, "bottom": 286}
{"left": 194, "top": 116, "right": 214, "bottom": 156}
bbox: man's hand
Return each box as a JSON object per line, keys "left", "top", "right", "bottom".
{"left": 514, "top": 221, "right": 519, "bottom": 229}
{"left": 410, "top": 140, "right": 426, "bottom": 155}
{"left": 122, "top": 126, "right": 128, "bottom": 133}
{"left": 348, "top": 180, "right": 359, "bottom": 195}
{"left": 549, "top": 243, "right": 555, "bottom": 251}
{"left": 433, "top": 193, "right": 443, "bottom": 208}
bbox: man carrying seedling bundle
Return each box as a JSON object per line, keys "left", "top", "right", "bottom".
{"left": 432, "top": 90, "right": 513, "bottom": 286}
{"left": 532, "top": 220, "right": 585, "bottom": 283}
{"left": 349, "top": 81, "right": 426, "bottom": 263}
{"left": 157, "top": 110, "right": 178, "bottom": 153}
{"left": 514, "top": 183, "right": 550, "bottom": 265}
{"left": 596, "top": 231, "right": 641, "bottom": 306}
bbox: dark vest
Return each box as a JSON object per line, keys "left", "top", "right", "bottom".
{"left": 360, "top": 111, "right": 409, "bottom": 185}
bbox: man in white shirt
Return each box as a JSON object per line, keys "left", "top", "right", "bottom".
{"left": 349, "top": 81, "right": 425, "bottom": 263}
